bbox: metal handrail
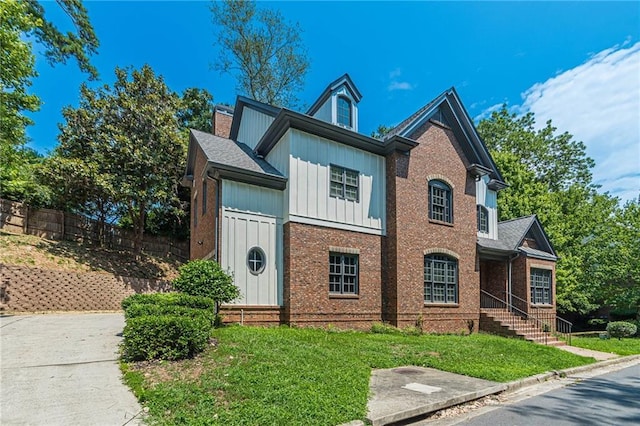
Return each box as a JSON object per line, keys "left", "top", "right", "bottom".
{"left": 481, "top": 290, "right": 572, "bottom": 346}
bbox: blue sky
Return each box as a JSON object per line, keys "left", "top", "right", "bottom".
{"left": 27, "top": 1, "right": 639, "bottom": 201}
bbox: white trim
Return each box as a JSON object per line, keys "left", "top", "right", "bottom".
{"left": 289, "top": 214, "right": 384, "bottom": 236}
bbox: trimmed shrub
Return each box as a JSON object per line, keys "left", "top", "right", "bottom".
{"left": 121, "top": 292, "right": 215, "bottom": 312}
{"left": 124, "top": 303, "right": 214, "bottom": 324}
{"left": 172, "top": 260, "right": 240, "bottom": 311}
{"left": 606, "top": 321, "right": 638, "bottom": 340}
{"left": 122, "top": 315, "right": 210, "bottom": 361}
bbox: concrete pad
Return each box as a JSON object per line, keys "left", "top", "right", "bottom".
{"left": 556, "top": 344, "right": 619, "bottom": 361}
{"left": 1, "top": 313, "right": 143, "bottom": 425}
{"left": 367, "top": 366, "right": 506, "bottom": 426}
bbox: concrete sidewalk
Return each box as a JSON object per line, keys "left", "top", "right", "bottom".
{"left": 1, "top": 313, "right": 143, "bottom": 426}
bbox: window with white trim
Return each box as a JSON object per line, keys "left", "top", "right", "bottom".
{"left": 337, "top": 96, "right": 352, "bottom": 127}
{"left": 330, "top": 165, "right": 359, "bottom": 201}
{"left": 477, "top": 205, "right": 488, "bottom": 233}
{"left": 329, "top": 253, "right": 358, "bottom": 295}
{"left": 530, "top": 268, "right": 552, "bottom": 304}
{"left": 424, "top": 254, "right": 458, "bottom": 303}
{"left": 429, "top": 180, "right": 453, "bottom": 223}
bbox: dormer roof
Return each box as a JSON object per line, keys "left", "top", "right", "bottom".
{"left": 386, "top": 87, "right": 506, "bottom": 187}
{"left": 307, "top": 73, "right": 363, "bottom": 116}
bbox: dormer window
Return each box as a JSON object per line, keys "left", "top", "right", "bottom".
{"left": 477, "top": 205, "right": 488, "bottom": 233}
{"left": 337, "top": 96, "right": 352, "bottom": 128}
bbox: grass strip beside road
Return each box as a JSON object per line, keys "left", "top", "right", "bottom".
{"left": 571, "top": 336, "right": 640, "bottom": 356}
{"left": 122, "top": 326, "right": 595, "bottom": 426}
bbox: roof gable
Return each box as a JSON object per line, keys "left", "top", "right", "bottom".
{"left": 387, "top": 88, "right": 505, "bottom": 186}
{"left": 229, "top": 96, "right": 282, "bottom": 142}
{"left": 307, "top": 73, "right": 363, "bottom": 116}
{"left": 477, "top": 215, "right": 557, "bottom": 260}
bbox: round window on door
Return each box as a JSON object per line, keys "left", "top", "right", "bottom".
{"left": 247, "top": 247, "right": 266, "bottom": 275}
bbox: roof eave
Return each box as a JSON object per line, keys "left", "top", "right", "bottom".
{"left": 207, "top": 162, "right": 287, "bottom": 191}
{"left": 256, "top": 110, "right": 389, "bottom": 157}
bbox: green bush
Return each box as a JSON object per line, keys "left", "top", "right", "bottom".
{"left": 122, "top": 315, "right": 210, "bottom": 361}
{"left": 172, "top": 260, "right": 240, "bottom": 311}
{"left": 124, "top": 303, "right": 214, "bottom": 324}
{"left": 121, "top": 292, "right": 215, "bottom": 312}
{"left": 606, "top": 321, "right": 638, "bottom": 340}
{"left": 587, "top": 318, "right": 608, "bottom": 328}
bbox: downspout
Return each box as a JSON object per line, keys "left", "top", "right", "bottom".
{"left": 215, "top": 176, "right": 221, "bottom": 262}
{"left": 507, "top": 252, "right": 519, "bottom": 311}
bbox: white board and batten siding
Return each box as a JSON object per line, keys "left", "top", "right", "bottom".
{"left": 221, "top": 180, "right": 283, "bottom": 306}
{"left": 236, "top": 107, "right": 275, "bottom": 150}
{"left": 476, "top": 175, "right": 498, "bottom": 240}
{"left": 287, "top": 128, "right": 385, "bottom": 234}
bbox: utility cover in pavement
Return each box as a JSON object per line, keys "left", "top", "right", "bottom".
{"left": 402, "top": 382, "right": 443, "bottom": 394}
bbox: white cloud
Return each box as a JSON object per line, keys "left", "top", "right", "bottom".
{"left": 387, "top": 68, "right": 415, "bottom": 92}
{"left": 520, "top": 42, "right": 640, "bottom": 201}
{"left": 388, "top": 81, "right": 414, "bottom": 91}
{"left": 389, "top": 68, "right": 402, "bottom": 79}
{"left": 474, "top": 103, "right": 503, "bottom": 122}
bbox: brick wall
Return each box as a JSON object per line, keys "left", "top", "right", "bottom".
{"left": 190, "top": 144, "right": 218, "bottom": 260}
{"left": 480, "top": 260, "right": 507, "bottom": 299}
{"left": 385, "top": 120, "right": 480, "bottom": 333}
{"left": 212, "top": 108, "right": 233, "bottom": 138}
{"left": 284, "top": 222, "right": 383, "bottom": 329}
{"left": 0, "top": 264, "right": 171, "bottom": 312}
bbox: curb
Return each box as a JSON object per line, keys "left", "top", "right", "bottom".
{"left": 504, "top": 354, "right": 640, "bottom": 392}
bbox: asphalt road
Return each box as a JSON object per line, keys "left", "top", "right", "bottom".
{"left": 457, "top": 364, "right": 640, "bottom": 426}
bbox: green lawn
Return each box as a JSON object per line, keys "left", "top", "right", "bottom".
{"left": 571, "top": 336, "right": 640, "bottom": 356}
{"left": 122, "top": 326, "right": 594, "bottom": 426}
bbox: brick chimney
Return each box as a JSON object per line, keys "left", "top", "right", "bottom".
{"left": 211, "top": 105, "right": 234, "bottom": 138}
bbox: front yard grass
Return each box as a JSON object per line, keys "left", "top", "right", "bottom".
{"left": 571, "top": 336, "right": 640, "bottom": 356}
{"left": 122, "top": 326, "right": 594, "bottom": 426}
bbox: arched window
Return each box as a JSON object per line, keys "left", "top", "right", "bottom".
{"left": 424, "top": 254, "right": 458, "bottom": 303}
{"left": 337, "top": 96, "right": 352, "bottom": 127}
{"left": 428, "top": 180, "right": 453, "bottom": 223}
{"left": 477, "top": 205, "right": 489, "bottom": 233}
{"left": 247, "top": 247, "right": 266, "bottom": 275}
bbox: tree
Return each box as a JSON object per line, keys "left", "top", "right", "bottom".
{"left": 211, "top": 0, "right": 309, "bottom": 108}
{"left": 477, "top": 106, "right": 617, "bottom": 314}
{"left": 52, "top": 65, "right": 184, "bottom": 253}
{"left": 172, "top": 259, "right": 240, "bottom": 315}
{"left": 23, "top": 0, "right": 99, "bottom": 79}
{"left": 177, "top": 88, "right": 214, "bottom": 132}
{"left": 586, "top": 200, "right": 640, "bottom": 314}
{"left": 1, "top": 0, "right": 98, "bottom": 203}
{"left": 371, "top": 124, "right": 393, "bottom": 139}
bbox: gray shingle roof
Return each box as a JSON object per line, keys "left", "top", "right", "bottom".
{"left": 191, "top": 129, "right": 283, "bottom": 179}
{"left": 519, "top": 246, "right": 557, "bottom": 261}
{"left": 477, "top": 215, "right": 557, "bottom": 260}
{"left": 496, "top": 216, "right": 537, "bottom": 250}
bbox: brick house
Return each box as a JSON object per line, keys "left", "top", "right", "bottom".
{"left": 183, "top": 74, "right": 566, "bottom": 339}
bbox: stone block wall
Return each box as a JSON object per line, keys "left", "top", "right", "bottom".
{"left": 0, "top": 264, "right": 171, "bottom": 312}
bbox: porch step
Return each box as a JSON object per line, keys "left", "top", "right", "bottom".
{"left": 480, "top": 309, "right": 566, "bottom": 347}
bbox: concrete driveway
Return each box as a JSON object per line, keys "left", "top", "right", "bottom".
{"left": 1, "top": 313, "right": 143, "bottom": 425}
